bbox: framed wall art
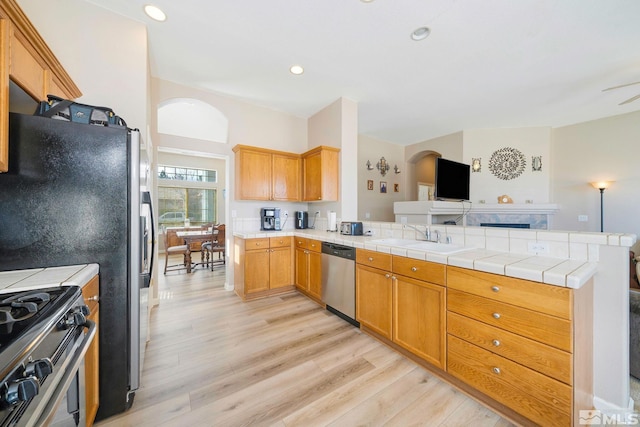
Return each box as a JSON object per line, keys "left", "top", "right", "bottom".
{"left": 380, "top": 181, "right": 387, "bottom": 193}
{"left": 367, "top": 179, "right": 374, "bottom": 190}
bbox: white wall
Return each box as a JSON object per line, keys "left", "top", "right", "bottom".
{"left": 17, "top": 0, "right": 149, "bottom": 137}
{"left": 307, "top": 97, "right": 359, "bottom": 222}
{"left": 463, "top": 127, "right": 551, "bottom": 204}
{"left": 551, "top": 110, "right": 640, "bottom": 241}
{"left": 358, "top": 134, "right": 405, "bottom": 221}
{"left": 151, "top": 78, "right": 309, "bottom": 222}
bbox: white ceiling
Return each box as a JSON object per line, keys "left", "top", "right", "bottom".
{"left": 85, "top": 0, "right": 640, "bottom": 145}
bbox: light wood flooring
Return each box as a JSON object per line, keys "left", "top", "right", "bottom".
{"left": 95, "top": 255, "right": 516, "bottom": 427}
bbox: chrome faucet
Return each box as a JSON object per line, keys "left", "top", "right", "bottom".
{"left": 404, "top": 224, "right": 441, "bottom": 243}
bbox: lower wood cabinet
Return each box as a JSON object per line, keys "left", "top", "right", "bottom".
{"left": 355, "top": 263, "right": 392, "bottom": 339}
{"left": 82, "top": 275, "right": 100, "bottom": 427}
{"left": 446, "top": 266, "right": 589, "bottom": 427}
{"left": 448, "top": 334, "right": 572, "bottom": 426}
{"left": 394, "top": 275, "right": 446, "bottom": 370}
{"left": 234, "top": 236, "right": 294, "bottom": 299}
{"left": 355, "top": 249, "right": 446, "bottom": 370}
{"left": 294, "top": 237, "right": 322, "bottom": 301}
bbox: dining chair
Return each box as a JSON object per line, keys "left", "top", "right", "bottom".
{"left": 162, "top": 227, "right": 191, "bottom": 274}
{"left": 202, "top": 224, "right": 225, "bottom": 270}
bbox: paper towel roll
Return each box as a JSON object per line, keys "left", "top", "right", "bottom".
{"left": 327, "top": 211, "right": 337, "bottom": 232}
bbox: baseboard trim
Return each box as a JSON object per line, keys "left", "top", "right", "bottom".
{"left": 593, "top": 395, "right": 635, "bottom": 414}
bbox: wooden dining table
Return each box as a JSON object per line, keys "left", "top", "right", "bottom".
{"left": 176, "top": 229, "right": 216, "bottom": 272}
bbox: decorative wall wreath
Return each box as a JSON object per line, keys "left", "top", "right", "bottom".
{"left": 488, "top": 147, "right": 526, "bottom": 180}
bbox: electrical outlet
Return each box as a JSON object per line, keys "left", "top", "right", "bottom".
{"left": 528, "top": 241, "right": 549, "bottom": 254}
{"left": 283, "top": 210, "right": 288, "bottom": 217}
{"left": 400, "top": 216, "right": 407, "bottom": 224}
{"left": 231, "top": 210, "right": 237, "bottom": 218}
{"left": 365, "top": 212, "right": 370, "bottom": 219}
{"left": 578, "top": 215, "right": 588, "bottom": 222}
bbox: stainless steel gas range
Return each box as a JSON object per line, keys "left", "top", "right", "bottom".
{"left": 0, "top": 286, "right": 95, "bottom": 426}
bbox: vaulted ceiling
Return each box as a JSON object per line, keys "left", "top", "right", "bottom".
{"left": 85, "top": 0, "right": 640, "bottom": 145}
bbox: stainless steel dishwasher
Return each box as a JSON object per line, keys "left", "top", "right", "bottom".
{"left": 321, "top": 242, "right": 359, "bottom": 327}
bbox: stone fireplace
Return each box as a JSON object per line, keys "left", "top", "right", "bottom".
{"left": 393, "top": 201, "right": 559, "bottom": 229}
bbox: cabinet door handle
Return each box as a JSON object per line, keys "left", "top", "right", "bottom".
{"left": 492, "top": 367, "right": 501, "bottom": 375}
{"left": 256, "top": 242, "right": 261, "bottom": 246}
{"left": 385, "top": 274, "right": 391, "bottom": 278}
{"left": 391, "top": 276, "right": 397, "bottom": 281}
{"left": 491, "top": 286, "right": 500, "bottom": 292}
{"left": 368, "top": 257, "right": 374, "bottom": 262}
{"left": 411, "top": 267, "right": 418, "bottom": 272}
{"left": 492, "top": 339, "right": 501, "bottom": 347}
{"left": 492, "top": 313, "right": 501, "bottom": 319}
{"left": 87, "top": 295, "right": 99, "bottom": 302}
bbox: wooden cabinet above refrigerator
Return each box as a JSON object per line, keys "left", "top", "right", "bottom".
{"left": 0, "top": 0, "right": 82, "bottom": 172}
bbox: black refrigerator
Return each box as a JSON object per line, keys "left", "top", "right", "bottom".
{"left": 0, "top": 113, "right": 153, "bottom": 421}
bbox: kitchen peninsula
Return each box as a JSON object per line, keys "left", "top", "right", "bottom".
{"left": 234, "top": 222, "right": 636, "bottom": 425}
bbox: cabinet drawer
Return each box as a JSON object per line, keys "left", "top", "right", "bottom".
{"left": 447, "top": 266, "right": 571, "bottom": 320}
{"left": 307, "top": 239, "right": 321, "bottom": 253}
{"left": 246, "top": 238, "right": 270, "bottom": 250}
{"left": 270, "top": 236, "right": 291, "bottom": 248}
{"left": 447, "top": 311, "right": 572, "bottom": 384}
{"left": 294, "top": 237, "right": 308, "bottom": 249}
{"left": 392, "top": 256, "right": 445, "bottom": 286}
{"left": 447, "top": 289, "right": 572, "bottom": 352}
{"left": 356, "top": 249, "right": 391, "bottom": 271}
{"left": 448, "top": 335, "right": 571, "bottom": 427}
{"left": 82, "top": 275, "right": 100, "bottom": 312}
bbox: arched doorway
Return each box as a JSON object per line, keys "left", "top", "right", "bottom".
{"left": 407, "top": 150, "right": 441, "bottom": 200}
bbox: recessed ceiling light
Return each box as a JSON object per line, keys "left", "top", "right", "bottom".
{"left": 144, "top": 4, "right": 167, "bottom": 22}
{"left": 290, "top": 65, "right": 304, "bottom": 75}
{"left": 411, "top": 26, "right": 431, "bottom": 41}
{"left": 360, "top": 0, "right": 375, "bottom": 3}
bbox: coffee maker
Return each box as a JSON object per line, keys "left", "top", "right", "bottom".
{"left": 261, "top": 207, "right": 281, "bottom": 231}
{"left": 295, "top": 211, "right": 308, "bottom": 229}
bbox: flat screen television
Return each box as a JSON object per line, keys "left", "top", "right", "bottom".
{"left": 434, "top": 158, "right": 470, "bottom": 201}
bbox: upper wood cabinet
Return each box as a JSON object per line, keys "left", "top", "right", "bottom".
{"left": 302, "top": 145, "right": 340, "bottom": 201}
{"left": 233, "top": 144, "right": 340, "bottom": 202}
{"left": 0, "top": 0, "right": 81, "bottom": 172}
{"left": 233, "top": 145, "right": 301, "bottom": 201}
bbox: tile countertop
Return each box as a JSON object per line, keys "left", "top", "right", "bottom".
{"left": 0, "top": 264, "right": 99, "bottom": 293}
{"left": 232, "top": 229, "right": 612, "bottom": 290}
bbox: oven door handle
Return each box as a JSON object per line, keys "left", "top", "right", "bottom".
{"left": 33, "top": 319, "right": 97, "bottom": 427}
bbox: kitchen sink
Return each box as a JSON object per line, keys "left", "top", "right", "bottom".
{"left": 367, "top": 238, "right": 417, "bottom": 246}
{"left": 405, "top": 241, "right": 470, "bottom": 254}
{"left": 368, "top": 238, "right": 471, "bottom": 254}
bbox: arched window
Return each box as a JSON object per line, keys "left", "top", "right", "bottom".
{"left": 157, "top": 98, "right": 228, "bottom": 143}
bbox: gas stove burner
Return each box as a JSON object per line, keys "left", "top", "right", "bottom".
{"left": 0, "top": 291, "right": 53, "bottom": 334}
{"left": 1, "top": 291, "right": 51, "bottom": 306}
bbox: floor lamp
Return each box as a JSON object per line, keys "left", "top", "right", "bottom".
{"left": 590, "top": 181, "right": 613, "bottom": 232}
